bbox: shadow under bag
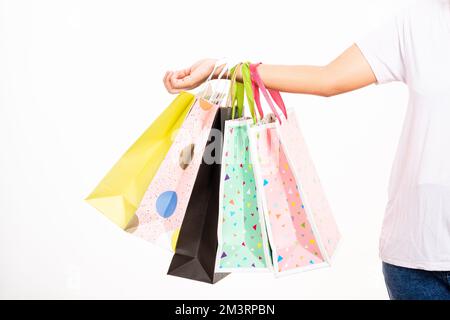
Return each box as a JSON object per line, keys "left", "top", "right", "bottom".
{"left": 167, "top": 107, "right": 232, "bottom": 284}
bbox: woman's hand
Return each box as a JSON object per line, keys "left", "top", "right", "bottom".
{"left": 163, "top": 58, "right": 218, "bottom": 94}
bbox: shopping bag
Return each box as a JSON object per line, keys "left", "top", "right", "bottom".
{"left": 167, "top": 107, "right": 232, "bottom": 283}
{"left": 247, "top": 63, "right": 341, "bottom": 275}
{"left": 85, "top": 92, "right": 195, "bottom": 229}
{"left": 215, "top": 64, "right": 272, "bottom": 272}
{"left": 129, "top": 97, "right": 219, "bottom": 249}
{"left": 129, "top": 63, "right": 232, "bottom": 250}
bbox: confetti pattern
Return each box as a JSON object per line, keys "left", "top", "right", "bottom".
{"left": 216, "top": 119, "right": 271, "bottom": 271}
{"left": 249, "top": 123, "right": 325, "bottom": 274}
{"left": 130, "top": 99, "right": 219, "bottom": 251}
{"left": 276, "top": 110, "right": 341, "bottom": 259}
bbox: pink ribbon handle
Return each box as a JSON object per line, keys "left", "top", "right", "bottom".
{"left": 252, "top": 77, "right": 264, "bottom": 120}
{"left": 249, "top": 63, "right": 288, "bottom": 123}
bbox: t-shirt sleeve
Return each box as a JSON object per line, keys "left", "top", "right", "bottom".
{"left": 355, "top": 10, "right": 408, "bottom": 84}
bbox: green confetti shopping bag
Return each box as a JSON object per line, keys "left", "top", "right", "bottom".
{"left": 215, "top": 64, "right": 273, "bottom": 272}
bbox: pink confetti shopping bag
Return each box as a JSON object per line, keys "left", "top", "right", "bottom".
{"left": 247, "top": 64, "right": 341, "bottom": 276}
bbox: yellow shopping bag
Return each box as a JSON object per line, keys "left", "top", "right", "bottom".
{"left": 85, "top": 92, "right": 195, "bottom": 229}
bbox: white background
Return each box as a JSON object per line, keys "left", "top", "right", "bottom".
{"left": 0, "top": 0, "right": 411, "bottom": 299}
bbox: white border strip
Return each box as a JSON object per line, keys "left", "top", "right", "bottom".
{"left": 247, "top": 124, "right": 280, "bottom": 273}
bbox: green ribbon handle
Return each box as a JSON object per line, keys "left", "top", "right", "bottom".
{"left": 228, "top": 64, "right": 243, "bottom": 119}
{"left": 235, "top": 83, "right": 244, "bottom": 118}
{"left": 228, "top": 62, "right": 258, "bottom": 123}
{"left": 241, "top": 62, "right": 257, "bottom": 124}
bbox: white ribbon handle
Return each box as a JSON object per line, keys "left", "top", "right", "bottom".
{"left": 212, "top": 57, "right": 244, "bottom": 106}
{"left": 200, "top": 57, "right": 245, "bottom": 106}
{"left": 200, "top": 58, "right": 227, "bottom": 99}
{"left": 210, "top": 61, "right": 231, "bottom": 104}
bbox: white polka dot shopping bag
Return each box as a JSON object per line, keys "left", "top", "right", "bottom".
{"left": 129, "top": 97, "right": 220, "bottom": 250}
{"left": 128, "top": 63, "right": 232, "bottom": 252}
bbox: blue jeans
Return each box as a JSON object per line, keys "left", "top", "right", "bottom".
{"left": 382, "top": 262, "right": 450, "bottom": 300}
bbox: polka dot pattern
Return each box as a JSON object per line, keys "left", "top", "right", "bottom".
{"left": 155, "top": 191, "right": 178, "bottom": 218}
{"left": 131, "top": 99, "right": 219, "bottom": 250}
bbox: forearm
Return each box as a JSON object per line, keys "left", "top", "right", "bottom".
{"left": 215, "top": 44, "right": 377, "bottom": 97}
{"left": 248, "top": 64, "right": 331, "bottom": 96}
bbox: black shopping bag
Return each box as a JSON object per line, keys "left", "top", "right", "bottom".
{"left": 167, "top": 107, "right": 231, "bottom": 284}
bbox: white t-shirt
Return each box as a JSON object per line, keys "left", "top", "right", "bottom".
{"left": 356, "top": 0, "right": 450, "bottom": 271}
